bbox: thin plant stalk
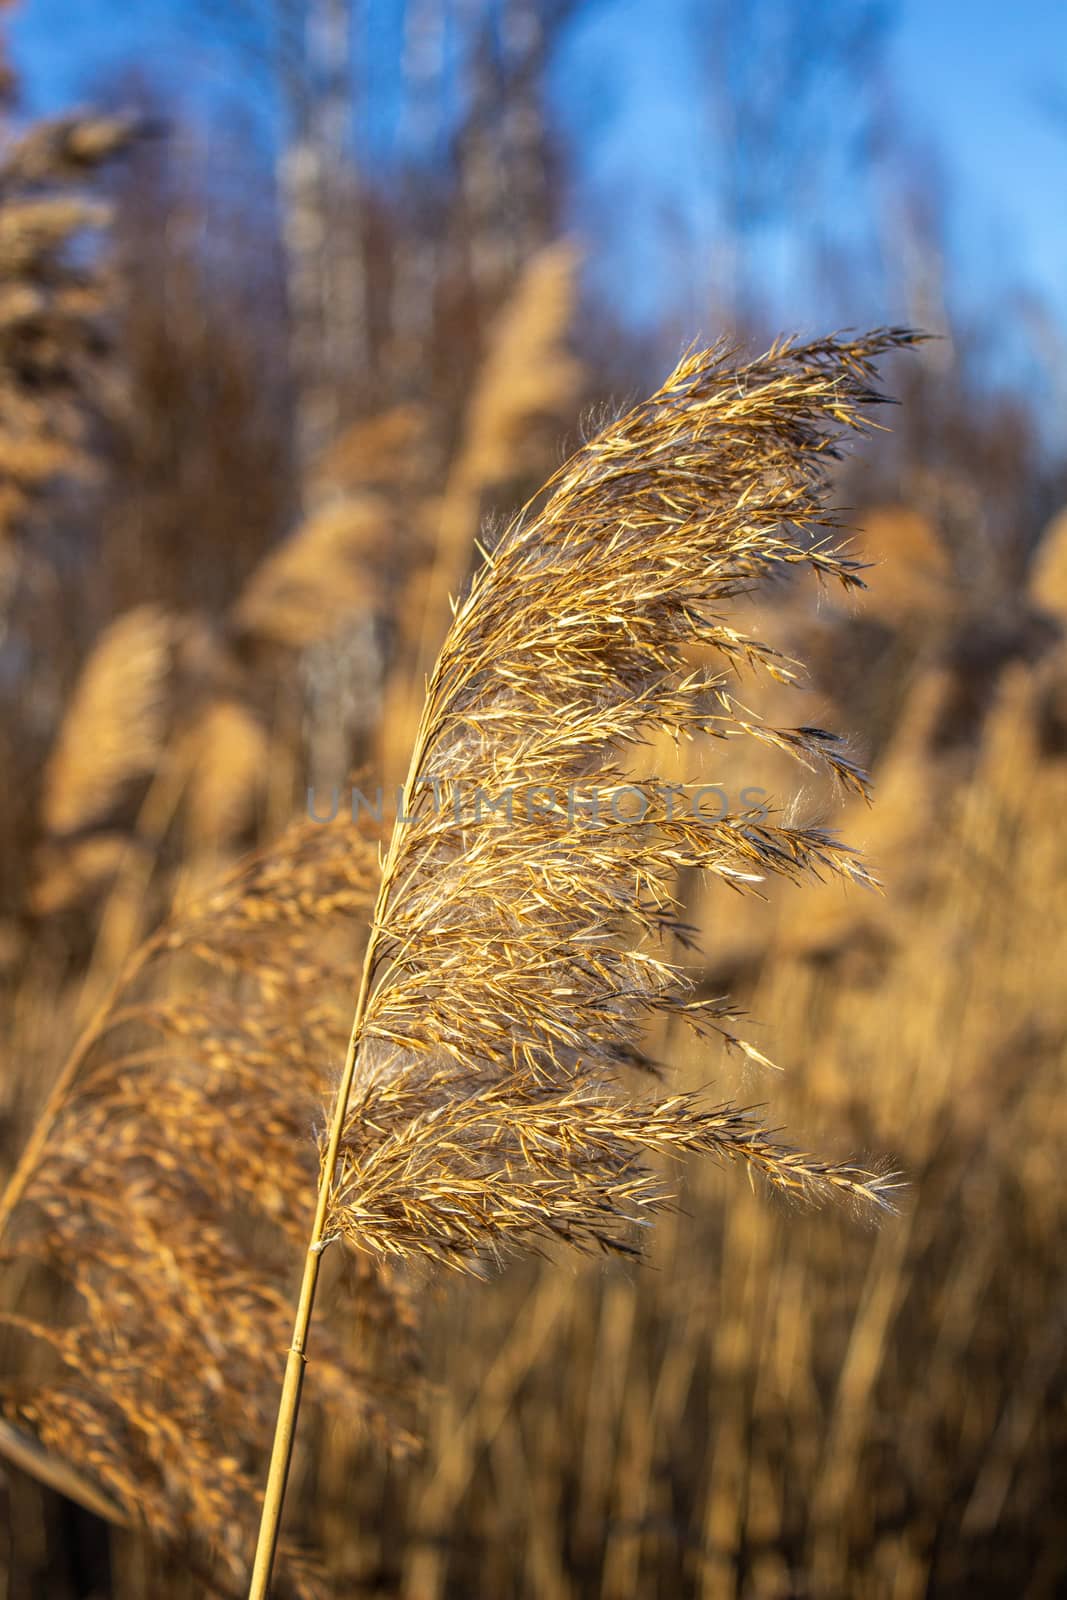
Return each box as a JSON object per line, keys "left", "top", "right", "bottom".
{"left": 0, "top": 936, "right": 161, "bottom": 1239}
{"left": 0, "top": 751, "right": 195, "bottom": 1238}
{"left": 247, "top": 704, "right": 433, "bottom": 1599}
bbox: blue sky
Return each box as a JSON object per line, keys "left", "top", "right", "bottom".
{"left": 550, "top": 0, "right": 1067, "bottom": 337}
{"left": 892, "top": 1, "right": 1066, "bottom": 315}
{"left": 5, "top": 0, "right": 1066, "bottom": 344}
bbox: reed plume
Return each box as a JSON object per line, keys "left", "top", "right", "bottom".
{"left": 232, "top": 497, "right": 394, "bottom": 652}
{"left": 183, "top": 696, "right": 270, "bottom": 858}
{"left": 416, "top": 240, "right": 581, "bottom": 629}
{"left": 41, "top": 604, "right": 175, "bottom": 838}
{"left": 0, "top": 111, "right": 137, "bottom": 540}
{"left": 250, "top": 329, "right": 914, "bottom": 1592}
{"left": 1030, "top": 505, "right": 1067, "bottom": 619}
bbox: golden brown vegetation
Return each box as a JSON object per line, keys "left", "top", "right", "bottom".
{"left": 1, "top": 816, "right": 420, "bottom": 1598}
{"left": 0, "top": 52, "right": 1065, "bottom": 1600}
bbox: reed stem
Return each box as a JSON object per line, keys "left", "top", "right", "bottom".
{"left": 247, "top": 709, "right": 433, "bottom": 1597}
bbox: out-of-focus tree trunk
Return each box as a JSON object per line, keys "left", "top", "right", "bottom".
{"left": 274, "top": 0, "right": 366, "bottom": 485}
{"left": 389, "top": 0, "right": 446, "bottom": 391}
{"left": 500, "top": 0, "right": 555, "bottom": 265}
{"left": 272, "top": 0, "right": 373, "bottom": 790}
{"left": 454, "top": 0, "right": 566, "bottom": 305}
{"left": 313, "top": 0, "right": 367, "bottom": 429}
{"left": 457, "top": 0, "right": 511, "bottom": 304}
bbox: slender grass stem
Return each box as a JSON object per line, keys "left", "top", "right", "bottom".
{"left": 247, "top": 708, "right": 434, "bottom": 1597}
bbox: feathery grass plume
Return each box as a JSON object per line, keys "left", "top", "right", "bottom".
{"left": 0, "top": 812, "right": 418, "bottom": 1598}
{"left": 232, "top": 497, "right": 394, "bottom": 652}
{"left": 249, "top": 329, "right": 914, "bottom": 1593}
{"left": 183, "top": 697, "right": 270, "bottom": 858}
{"left": 0, "top": 112, "right": 140, "bottom": 184}
{"left": 1029, "top": 506, "right": 1067, "bottom": 619}
{"left": 441, "top": 240, "right": 583, "bottom": 492}
{"left": 234, "top": 405, "right": 435, "bottom": 658}
{"left": 308, "top": 404, "right": 429, "bottom": 500}
{"left": 40, "top": 604, "right": 175, "bottom": 838}
{"left": 233, "top": 406, "right": 436, "bottom": 794}
{"left": 0, "top": 110, "right": 138, "bottom": 540}
{"left": 417, "top": 241, "right": 581, "bottom": 624}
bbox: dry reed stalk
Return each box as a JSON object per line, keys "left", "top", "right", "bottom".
{"left": 383, "top": 240, "right": 583, "bottom": 775}
{"left": 248, "top": 329, "right": 914, "bottom": 1593}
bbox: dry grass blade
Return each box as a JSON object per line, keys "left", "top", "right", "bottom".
{"left": 249, "top": 328, "right": 916, "bottom": 1593}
